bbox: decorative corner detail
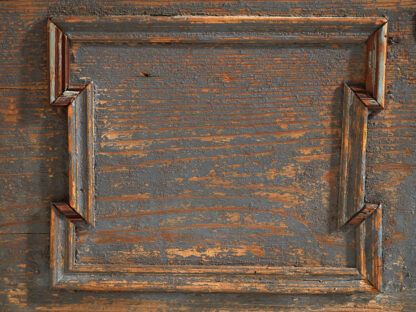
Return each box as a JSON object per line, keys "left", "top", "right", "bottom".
{"left": 339, "top": 21, "right": 387, "bottom": 227}
{"left": 48, "top": 19, "right": 84, "bottom": 106}
{"left": 49, "top": 19, "right": 94, "bottom": 225}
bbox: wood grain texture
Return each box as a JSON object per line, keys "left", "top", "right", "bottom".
{"left": 0, "top": 0, "right": 415, "bottom": 310}
{"left": 76, "top": 42, "right": 361, "bottom": 269}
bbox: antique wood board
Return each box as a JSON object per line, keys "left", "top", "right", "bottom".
{"left": 0, "top": 1, "right": 415, "bottom": 311}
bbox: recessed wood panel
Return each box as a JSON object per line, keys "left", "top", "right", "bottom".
{"left": 70, "top": 43, "right": 365, "bottom": 267}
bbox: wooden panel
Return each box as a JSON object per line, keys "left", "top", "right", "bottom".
{"left": 0, "top": 87, "right": 68, "bottom": 234}
{"left": 44, "top": 16, "right": 390, "bottom": 293}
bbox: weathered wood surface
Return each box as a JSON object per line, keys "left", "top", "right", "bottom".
{"left": 0, "top": 0, "right": 415, "bottom": 310}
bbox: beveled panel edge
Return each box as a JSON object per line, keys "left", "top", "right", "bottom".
{"left": 366, "top": 23, "right": 388, "bottom": 108}
{"left": 51, "top": 15, "right": 387, "bottom": 44}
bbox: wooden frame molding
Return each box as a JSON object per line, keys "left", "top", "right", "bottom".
{"left": 48, "top": 16, "right": 387, "bottom": 293}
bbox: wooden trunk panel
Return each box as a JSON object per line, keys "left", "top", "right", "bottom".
{"left": 1, "top": 0, "right": 416, "bottom": 310}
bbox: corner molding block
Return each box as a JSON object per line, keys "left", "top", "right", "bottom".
{"left": 49, "top": 15, "right": 387, "bottom": 293}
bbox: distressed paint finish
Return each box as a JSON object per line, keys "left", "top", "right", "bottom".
{"left": 0, "top": 0, "right": 415, "bottom": 311}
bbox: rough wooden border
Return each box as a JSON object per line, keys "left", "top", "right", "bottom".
{"left": 48, "top": 16, "right": 386, "bottom": 293}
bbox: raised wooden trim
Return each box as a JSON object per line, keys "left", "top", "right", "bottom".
{"left": 49, "top": 16, "right": 387, "bottom": 293}
{"left": 52, "top": 15, "right": 386, "bottom": 44}
{"left": 49, "top": 20, "right": 94, "bottom": 224}
{"left": 366, "top": 23, "right": 388, "bottom": 108}
{"left": 357, "top": 204, "right": 383, "bottom": 291}
{"left": 48, "top": 20, "right": 83, "bottom": 106}
{"left": 67, "top": 83, "right": 95, "bottom": 225}
{"left": 338, "top": 84, "right": 369, "bottom": 226}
